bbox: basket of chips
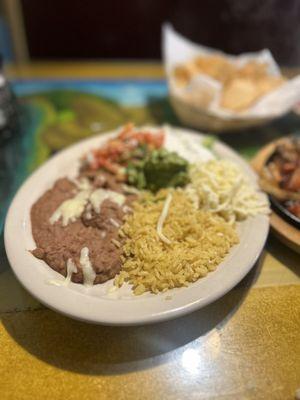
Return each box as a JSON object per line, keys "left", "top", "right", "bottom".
{"left": 163, "top": 24, "right": 300, "bottom": 133}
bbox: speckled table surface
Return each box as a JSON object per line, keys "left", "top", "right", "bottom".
{"left": 1, "top": 62, "right": 300, "bottom": 400}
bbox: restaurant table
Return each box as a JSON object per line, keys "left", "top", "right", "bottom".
{"left": 0, "top": 62, "right": 299, "bottom": 400}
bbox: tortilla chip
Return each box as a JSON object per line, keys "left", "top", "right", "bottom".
{"left": 184, "top": 85, "right": 215, "bottom": 109}
{"left": 173, "top": 61, "right": 199, "bottom": 87}
{"left": 172, "top": 54, "right": 286, "bottom": 112}
{"left": 173, "top": 65, "right": 192, "bottom": 87}
{"left": 256, "top": 76, "right": 285, "bottom": 96}
{"left": 220, "top": 78, "right": 260, "bottom": 111}
{"left": 237, "top": 61, "right": 269, "bottom": 79}
{"left": 194, "top": 55, "right": 236, "bottom": 83}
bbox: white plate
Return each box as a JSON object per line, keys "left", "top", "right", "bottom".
{"left": 4, "top": 127, "right": 269, "bottom": 325}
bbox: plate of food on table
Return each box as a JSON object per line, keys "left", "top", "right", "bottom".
{"left": 252, "top": 135, "right": 300, "bottom": 254}
{"left": 5, "top": 124, "right": 270, "bottom": 325}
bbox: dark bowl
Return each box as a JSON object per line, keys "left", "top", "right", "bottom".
{"left": 269, "top": 196, "right": 300, "bottom": 229}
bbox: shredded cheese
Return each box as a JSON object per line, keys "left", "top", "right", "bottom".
{"left": 49, "top": 190, "right": 91, "bottom": 226}
{"left": 111, "top": 238, "right": 121, "bottom": 248}
{"left": 122, "top": 205, "right": 133, "bottom": 213}
{"left": 157, "top": 193, "right": 173, "bottom": 244}
{"left": 50, "top": 187, "right": 125, "bottom": 226}
{"left": 110, "top": 218, "right": 120, "bottom": 228}
{"left": 48, "top": 258, "right": 77, "bottom": 287}
{"left": 65, "top": 259, "right": 78, "bottom": 284}
{"left": 73, "top": 178, "right": 92, "bottom": 191}
{"left": 80, "top": 247, "right": 96, "bottom": 287}
{"left": 90, "top": 189, "right": 125, "bottom": 213}
{"left": 122, "top": 184, "right": 140, "bottom": 194}
{"left": 188, "top": 159, "right": 270, "bottom": 223}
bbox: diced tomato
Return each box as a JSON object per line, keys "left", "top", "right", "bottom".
{"left": 85, "top": 124, "right": 165, "bottom": 173}
{"left": 118, "top": 123, "right": 135, "bottom": 140}
{"left": 102, "top": 160, "right": 120, "bottom": 174}
{"left": 89, "top": 158, "right": 102, "bottom": 170}
{"left": 152, "top": 130, "right": 164, "bottom": 148}
{"left": 131, "top": 130, "right": 164, "bottom": 148}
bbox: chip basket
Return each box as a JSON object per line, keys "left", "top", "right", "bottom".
{"left": 170, "top": 93, "right": 274, "bottom": 133}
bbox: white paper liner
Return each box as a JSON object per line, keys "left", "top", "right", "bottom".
{"left": 162, "top": 23, "right": 300, "bottom": 120}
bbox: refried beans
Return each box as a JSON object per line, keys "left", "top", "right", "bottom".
{"left": 31, "top": 172, "right": 136, "bottom": 285}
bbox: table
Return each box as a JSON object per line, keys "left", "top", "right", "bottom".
{"left": 1, "top": 62, "right": 299, "bottom": 400}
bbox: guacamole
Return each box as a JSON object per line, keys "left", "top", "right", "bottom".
{"left": 127, "top": 148, "right": 189, "bottom": 192}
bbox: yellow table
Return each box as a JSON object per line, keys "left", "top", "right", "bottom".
{"left": 1, "top": 62, "right": 299, "bottom": 400}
